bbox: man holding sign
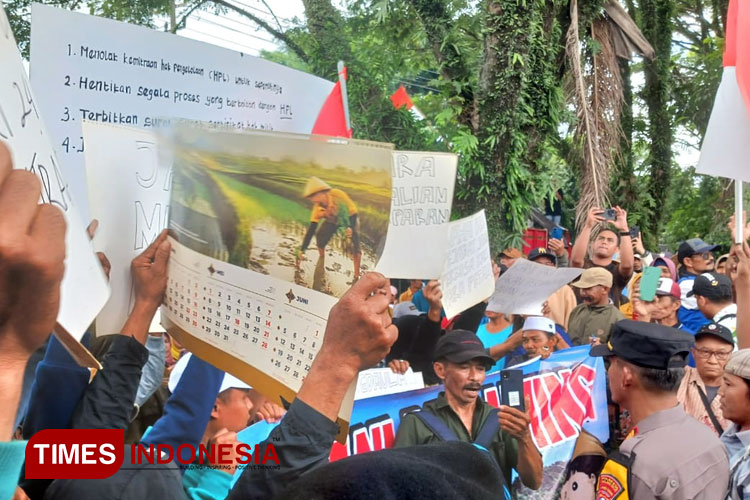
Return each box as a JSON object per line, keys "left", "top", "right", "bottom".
{"left": 393, "top": 330, "right": 543, "bottom": 492}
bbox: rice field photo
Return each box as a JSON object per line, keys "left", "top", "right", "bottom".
{"left": 169, "top": 128, "right": 393, "bottom": 298}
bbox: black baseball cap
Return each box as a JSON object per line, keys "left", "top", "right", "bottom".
{"left": 677, "top": 238, "right": 718, "bottom": 264}
{"left": 687, "top": 272, "right": 733, "bottom": 301}
{"left": 433, "top": 330, "right": 495, "bottom": 368}
{"left": 694, "top": 322, "right": 734, "bottom": 346}
{"left": 528, "top": 247, "right": 557, "bottom": 265}
{"left": 590, "top": 320, "right": 694, "bottom": 369}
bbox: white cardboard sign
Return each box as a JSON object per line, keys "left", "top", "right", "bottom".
{"left": 0, "top": 3, "right": 109, "bottom": 345}
{"left": 487, "top": 258, "right": 582, "bottom": 315}
{"left": 30, "top": 3, "right": 334, "bottom": 219}
{"left": 83, "top": 122, "right": 170, "bottom": 334}
{"left": 375, "top": 152, "right": 457, "bottom": 279}
{"left": 440, "top": 211, "right": 496, "bottom": 319}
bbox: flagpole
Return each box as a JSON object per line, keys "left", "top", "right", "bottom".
{"left": 337, "top": 60, "right": 351, "bottom": 136}
{"left": 737, "top": 179, "right": 744, "bottom": 243}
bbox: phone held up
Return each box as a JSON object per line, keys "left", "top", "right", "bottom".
{"left": 500, "top": 369, "right": 525, "bottom": 412}
{"left": 601, "top": 208, "right": 617, "bottom": 221}
{"left": 550, "top": 226, "right": 564, "bottom": 241}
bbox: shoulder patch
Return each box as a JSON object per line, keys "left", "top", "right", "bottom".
{"left": 597, "top": 473, "right": 625, "bottom": 500}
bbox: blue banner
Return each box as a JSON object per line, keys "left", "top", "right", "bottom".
{"left": 237, "top": 345, "right": 609, "bottom": 497}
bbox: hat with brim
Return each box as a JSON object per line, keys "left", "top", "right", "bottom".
{"left": 528, "top": 247, "right": 557, "bottom": 265}
{"left": 677, "top": 238, "right": 718, "bottom": 264}
{"left": 169, "top": 353, "right": 250, "bottom": 394}
{"left": 499, "top": 247, "right": 523, "bottom": 260}
{"left": 303, "top": 176, "right": 331, "bottom": 198}
{"left": 726, "top": 349, "right": 750, "bottom": 380}
{"left": 695, "top": 322, "right": 734, "bottom": 346}
{"left": 589, "top": 320, "right": 693, "bottom": 369}
{"left": 433, "top": 329, "right": 495, "bottom": 368}
{"left": 571, "top": 267, "right": 613, "bottom": 289}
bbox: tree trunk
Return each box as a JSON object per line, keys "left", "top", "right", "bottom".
{"left": 640, "top": 0, "right": 674, "bottom": 241}
{"left": 612, "top": 58, "right": 638, "bottom": 211}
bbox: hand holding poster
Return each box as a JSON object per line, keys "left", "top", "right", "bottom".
{"left": 83, "top": 122, "right": 170, "bottom": 334}
{"left": 375, "top": 152, "right": 457, "bottom": 279}
{"left": 0, "top": 3, "right": 109, "bottom": 365}
{"left": 440, "top": 210, "right": 496, "bottom": 319}
{"left": 162, "top": 126, "right": 393, "bottom": 433}
{"left": 488, "top": 258, "right": 583, "bottom": 315}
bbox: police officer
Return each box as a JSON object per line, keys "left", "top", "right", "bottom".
{"left": 590, "top": 320, "right": 729, "bottom": 499}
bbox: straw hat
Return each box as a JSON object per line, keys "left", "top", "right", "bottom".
{"left": 303, "top": 176, "right": 331, "bottom": 198}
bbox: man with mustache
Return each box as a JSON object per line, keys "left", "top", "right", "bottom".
{"left": 393, "top": 330, "right": 543, "bottom": 491}
{"left": 567, "top": 267, "right": 625, "bottom": 346}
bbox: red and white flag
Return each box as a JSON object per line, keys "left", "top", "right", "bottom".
{"left": 311, "top": 66, "right": 352, "bottom": 138}
{"left": 697, "top": 0, "right": 750, "bottom": 181}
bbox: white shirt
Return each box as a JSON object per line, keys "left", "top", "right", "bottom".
{"left": 714, "top": 303, "right": 737, "bottom": 345}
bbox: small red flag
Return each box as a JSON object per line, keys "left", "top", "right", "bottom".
{"left": 390, "top": 85, "right": 414, "bottom": 110}
{"left": 311, "top": 69, "right": 352, "bottom": 138}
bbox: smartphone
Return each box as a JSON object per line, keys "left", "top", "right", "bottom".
{"left": 500, "top": 369, "right": 525, "bottom": 412}
{"left": 638, "top": 266, "right": 662, "bottom": 302}
{"left": 602, "top": 208, "right": 617, "bottom": 221}
{"left": 550, "top": 226, "right": 564, "bottom": 241}
{"left": 629, "top": 225, "right": 640, "bottom": 239}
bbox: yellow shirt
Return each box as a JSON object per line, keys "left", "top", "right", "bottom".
{"left": 310, "top": 188, "right": 358, "bottom": 223}
{"left": 399, "top": 289, "right": 415, "bottom": 303}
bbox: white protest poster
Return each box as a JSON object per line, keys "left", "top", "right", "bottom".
{"left": 354, "top": 367, "right": 424, "bottom": 400}
{"left": 487, "top": 258, "right": 583, "bottom": 315}
{"left": 439, "top": 211, "right": 495, "bottom": 319}
{"left": 375, "top": 152, "right": 457, "bottom": 279}
{"left": 30, "top": 4, "right": 334, "bottom": 219}
{"left": 162, "top": 126, "right": 393, "bottom": 437}
{"left": 83, "top": 122, "right": 169, "bottom": 334}
{"left": 0, "top": 3, "right": 108, "bottom": 366}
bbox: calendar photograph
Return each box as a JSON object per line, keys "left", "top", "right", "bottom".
{"left": 169, "top": 127, "right": 393, "bottom": 298}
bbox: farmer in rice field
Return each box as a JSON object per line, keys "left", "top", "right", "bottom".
{"left": 297, "top": 176, "right": 362, "bottom": 281}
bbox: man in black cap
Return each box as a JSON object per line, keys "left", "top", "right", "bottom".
{"left": 591, "top": 320, "right": 729, "bottom": 499}
{"left": 677, "top": 238, "right": 719, "bottom": 333}
{"left": 690, "top": 271, "right": 737, "bottom": 341}
{"left": 394, "top": 330, "right": 543, "bottom": 491}
{"left": 677, "top": 323, "right": 733, "bottom": 435}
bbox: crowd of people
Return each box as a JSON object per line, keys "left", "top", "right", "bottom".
{"left": 4, "top": 135, "right": 750, "bottom": 500}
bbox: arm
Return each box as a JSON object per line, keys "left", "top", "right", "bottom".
{"left": 300, "top": 222, "right": 318, "bottom": 252}
{"left": 230, "top": 272, "right": 397, "bottom": 499}
{"left": 121, "top": 230, "right": 170, "bottom": 345}
{"left": 22, "top": 335, "right": 90, "bottom": 438}
{"left": 499, "top": 397, "right": 542, "bottom": 489}
{"left": 70, "top": 232, "right": 171, "bottom": 430}
{"left": 0, "top": 146, "right": 66, "bottom": 499}
{"left": 489, "top": 330, "right": 523, "bottom": 361}
{"left": 0, "top": 147, "right": 66, "bottom": 439}
{"left": 612, "top": 206, "right": 634, "bottom": 278}
{"left": 423, "top": 280, "right": 443, "bottom": 324}
{"left": 570, "top": 207, "right": 603, "bottom": 268}
{"left": 142, "top": 354, "right": 223, "bottom": 458}
{"left": 731, "top": 240, "right": 750, "bottom": 349}
{"left": 134, "top": 333, "right": 166, "bottom": 408}
{"left": 548, "top": 238, "right": 569, "bottom": 267}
